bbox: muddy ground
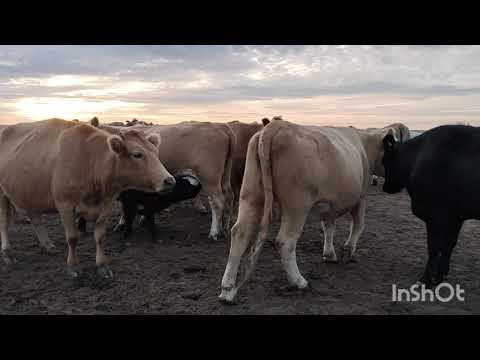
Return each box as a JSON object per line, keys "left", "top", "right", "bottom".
{"left": 1, "top": 179, "right": 479, "bottom": 315}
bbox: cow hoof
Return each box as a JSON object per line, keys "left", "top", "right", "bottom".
{"left": 97, "top": 265, "right": 114, "bottom": 279}
{"left": 209, "top": 234, "right": 219, "bottom": 241}
{"left": 195, "top": 206, "right": 209, "bottom": 215}
{"left": 151, "top": 238, "right": 163, "bottom": 244}
{"left": 41, "top": 243, "right": 56, "bottom": 255}
{"left": 67, "top": 266, "right": 82, "bottom": 278}
{"left": 322, "top": 253, "right": 338, "bottom": 263}
{"left": 2, "top": 254, "right": 17, "bottom": 265}
{"left": 114, "top": 223, "right": 126, "bottom": 233}
{"left": 295, "top": 276, "right": 309, "bottom": 289}
{"left": 342, "top": 251, "right": 357, "bottom": 263}
{"left": 219, "top": 287, "right": 238, "bottom": 304}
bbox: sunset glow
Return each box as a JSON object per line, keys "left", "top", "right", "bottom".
{"left": 2, "top": 45, "right": 480, "bottom": 129}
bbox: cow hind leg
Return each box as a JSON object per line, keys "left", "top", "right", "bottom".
{"left": 221, "top": 183, "right": 234, "bottom": 240}
{"left": 29, "top": 214, "right": 56, "bottom": 254}
{"left": 431, "top": 219, "right": 462, "bottom": 284}
{"left": 193, "top": 195, "right": 208, "bottom": 215}
{"left": 208, "top": 191, "right": 226, "bottom": 241}
{"left": 0, "top": 195, "right": 15, "bottom": 264}
{"left": 419, "top": 219, "right": 453, "bottom": 287}
{"left": 322, "top": 219, "right": 337, "bottom": 263}
{"left": 342, "top": 199, "right": 366, "bottom": 263}
{"left": 276, "top": 205, "right": 311, "bottom": 290}
{"left": 219, "top": 199, "right": 262, "bottom": 303}
{"left": 58, "top": 205, "right": 81, "bottom": 277}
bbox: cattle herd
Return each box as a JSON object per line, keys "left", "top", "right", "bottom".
{"left": 0, "top": 115, "right": 477, "bottom": 307}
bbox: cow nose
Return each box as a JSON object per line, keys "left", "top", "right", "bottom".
{"left": 164, "top": 176, "right": 176, "bottom": 188}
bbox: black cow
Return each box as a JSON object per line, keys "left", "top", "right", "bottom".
{"left": 382, "top": 124, "right": 480, "bottom": 287}
{"left": 78, "top": 169, "right": 202, "bottom": 242}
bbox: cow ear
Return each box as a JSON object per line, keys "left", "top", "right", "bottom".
{"left": 108, "top": 135, "right": 127, "bottom": 154}
{"left": 261, "top": 118, "right": 270, "bottom": 126}
{"left": 147, "top": 134, "right": 161, "bottom": 148}
{"left": 383, "top": 134, "right": 396, "bottom": 152}
{"left": 90, "top": 117, "right": 99, "bottom": 127}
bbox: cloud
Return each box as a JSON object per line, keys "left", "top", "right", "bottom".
{"left": 2, "top": 45, "right": 480, "bottom": 128}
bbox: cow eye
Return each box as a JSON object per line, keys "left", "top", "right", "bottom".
{"left": 132, "top": 152, "right": 143, "bottom": 159}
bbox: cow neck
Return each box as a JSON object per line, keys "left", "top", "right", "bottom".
{"left": 395, "top": 138, "right": 420, "bottom": 188}
{"left": 357, "top": 130, "right": 382, "bottom": 176}
{"left": 90, "top": 143, "right": 124, "bottom": 203}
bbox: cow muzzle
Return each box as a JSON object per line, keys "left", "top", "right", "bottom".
{"left": 155, "top": 176, "right": 176, "bottom": 193}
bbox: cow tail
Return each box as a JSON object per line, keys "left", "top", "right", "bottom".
{"left": 220, "top": 124, "right": 236, "bottom": 236}
{"left": 239, "top": 120, "right": 283, "bottom": 287}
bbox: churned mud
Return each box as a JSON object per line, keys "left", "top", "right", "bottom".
{"left": 1, "top": 181, "right": 479, "bottom": 314}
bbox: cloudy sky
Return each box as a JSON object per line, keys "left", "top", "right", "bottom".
{"left": 1, "top": 45, "right": 480, "bottom": 129}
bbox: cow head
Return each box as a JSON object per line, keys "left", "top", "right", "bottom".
{"left": 381, "top": 133, "right": 405, "bottom": 194}
{"left": 370, "top": 123, "right": 411, "bottom": 178}
{"left": 170, "top": 170, "right": 202, "bottom": 201}
{"left": 107, "top": 129, "right": 175, "bottom": 193}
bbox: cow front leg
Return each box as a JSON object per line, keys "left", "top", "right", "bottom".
{"left": 77, "top": 216, "right": 87, "bottom": 234}
{"left": 419, "top": 220, "right": 444, "bottom": 287}
{"left": 322, "top": 219, "right": 337, "bottom": 262}
{"left": 29, "top": 214, "right": 56, "bottom": 254}
{"left": 0, "top": 194, "right": 15, "bottom": 264}
{"left": 342, "top": 199, "right": 366, "bottom": 263}
{"left": 118, "top": 200, "right": 137, "bottom": 241}
{"left": 94, "top": 218, "right": 113, "bottom": 279}
{"left": 143, "top": 206, "right": 157, "bottom": 243}
{"left": 58, "top": 205, "right": 81, "bottom": 277}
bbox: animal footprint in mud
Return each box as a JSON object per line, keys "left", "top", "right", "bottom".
{"left": 274, "top": 284, "right": 312, "bottom": 297}
{"left": 183, "top": 265, "right": 206, "bottom": 273}
{"left": 182, "top": 292, "right": 203, "bottom": 301}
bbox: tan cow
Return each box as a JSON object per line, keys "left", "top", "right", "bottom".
{"left": 370, "top": 123, "right": 411, "bottom": 185}
{"left": 0, "top": 118, "right": 174, "bottom": 277}
{"left": 93, "top": 120, "right": 235, "bottom": 240}
{"left": 219, "top": 118, "right": 409, "bottom": 302}
{"left": 227, "top": 118, "right": 270, "bottom": 201}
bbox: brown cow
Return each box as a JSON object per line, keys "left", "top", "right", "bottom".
{"left": 227, "top": 118, "right": 270, "bottom": 201}
{"left": 93, "top": 120, "right": 235, "bottom": 240}
{"left": 219, "top": 118, "right": 409, "bottom": 302}
{"left": 0, "top": 118, "right": 174, "bottom": 278}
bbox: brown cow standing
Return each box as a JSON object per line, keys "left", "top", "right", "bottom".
{"left": 93, "top": 120, "right": 235, "bottom": 240}
{"left": 0, "top": 118, "right": 174, "bottom": 278}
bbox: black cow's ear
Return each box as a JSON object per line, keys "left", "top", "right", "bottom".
{"left": 383, "top": 134, "right": 396, "bottom": 152}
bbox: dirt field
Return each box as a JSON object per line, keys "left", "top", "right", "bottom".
{"left": 1, "top": 179, "right": 479, "bottom": 315}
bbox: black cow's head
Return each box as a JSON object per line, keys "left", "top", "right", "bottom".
{"left": 170, "top": 173, "right": 202, "bottom": 202}
{"left": 381, "top": 134, "right": 405, "bottom": 194}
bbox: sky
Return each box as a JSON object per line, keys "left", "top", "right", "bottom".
{"left": 2, "top": 45, "right": 480, "bottom": 130}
